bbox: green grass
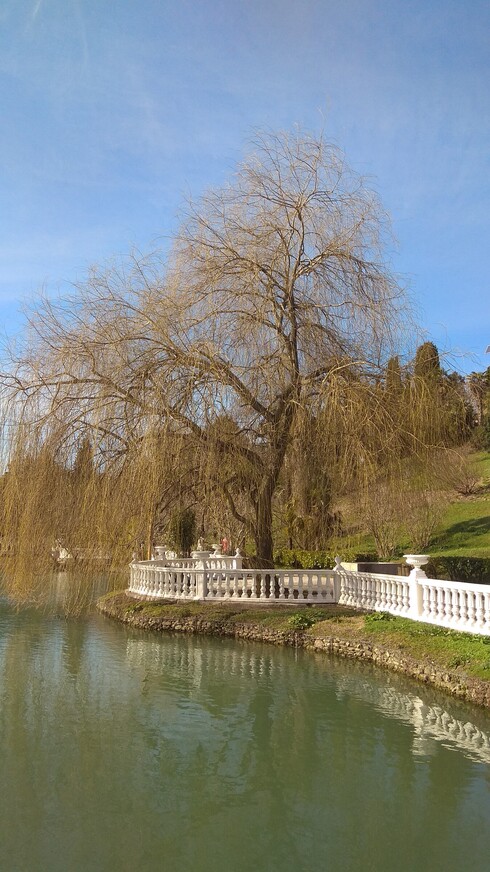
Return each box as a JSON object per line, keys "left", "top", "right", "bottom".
{"left": 334, "top": 450, "right": 490, "bottom": 560}
{"left": 362, "top": 612, "right": 490, "bottom": 680}
{"left": 432, "top": 500, "right": 490, "bottom": 557}
{"left": 472, "top": 451, "right": 490, "bottom": 482}
{"left": 120, "top": 597, "right": 349, "bottom": 630}
{"left": 430, "top": 451, "right": 490, "bottom": 557}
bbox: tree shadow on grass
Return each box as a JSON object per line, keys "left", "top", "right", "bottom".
{"left": 434, "top": 516, "right": 490, "bottom": 549}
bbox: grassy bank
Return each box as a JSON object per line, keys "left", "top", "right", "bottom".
{"left": 313, "top": 450, "right": 490, "bottom": 562}
{"left": 98, "top": 592, "right": 490, "bottom": 709}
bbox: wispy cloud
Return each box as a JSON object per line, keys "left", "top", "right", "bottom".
{"left": 30, "top": 0, "right": 44, "bottom": 24}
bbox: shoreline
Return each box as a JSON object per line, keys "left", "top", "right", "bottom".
{"left": 97, "top": 592, "right": 490, "bottom": 710}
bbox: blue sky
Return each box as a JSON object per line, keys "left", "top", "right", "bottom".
{"left": 1, "top": 0, "right": 488, "bottom": 372}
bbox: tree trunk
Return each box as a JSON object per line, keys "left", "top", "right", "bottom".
{"left": 254, "top": 486, "right": 274, "bottom": 567}
{"left": 253, "top": 403, "right": 298, "bottom": 567}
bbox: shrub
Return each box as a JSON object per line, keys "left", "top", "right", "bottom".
{"left": 287, "top": 613, "right": 317, "bottom": 631}
{"left": 169, "top": 508, "right": 196, "bottom": 556}
{"left": 425, "top": 556, "right": 490, "bottom": 583}
{"left": 273, "top": 548, "right": 377, "bottom": 569}
{"left": 274, "top": 549, "right": 333, "bottom": 569}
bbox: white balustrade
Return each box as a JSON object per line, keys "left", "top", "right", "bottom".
{"left": 128, "top": 555, "right": 490, "bottom": 635}
{"left": 336, "top": 566, "right": 490, "bottom": 635}
{"left": 129, "top": 561, "right": 337, "bottom": 605}
{"left": 337, "top": 569, "right": 410, "bottom": 618}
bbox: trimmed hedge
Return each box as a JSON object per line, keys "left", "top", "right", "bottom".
{"left": 273, "top": 549, "right": 490, "bottom": 583}
{"left": 425, "top": 556, "right": 490, "bottom": 584}
{"left": 274, "top": 548, "right": 377, "bottom": 570}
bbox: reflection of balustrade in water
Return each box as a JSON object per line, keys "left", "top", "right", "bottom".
{"left": 334, "top": 672, "right": 490, "bottom": 765}
{"left": 125, "top": 637, "right": 279, "bottom": 684}
{"left": 124, "top": 633, "right": 490, "bottom": 765}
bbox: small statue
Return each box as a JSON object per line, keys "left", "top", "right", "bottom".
{"left": 197, "top": 537, "right": 205, "bottom": 551}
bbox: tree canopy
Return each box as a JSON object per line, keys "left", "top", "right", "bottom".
{"left": 1, "top": 130, "right": 424, "bottom": 566}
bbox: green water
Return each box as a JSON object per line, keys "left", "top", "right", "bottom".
{"left": 1, "top": 597, "right": 490, "bottom": 872}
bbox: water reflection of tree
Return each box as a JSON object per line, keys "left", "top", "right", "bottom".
{"left": 1, "top": 610, "right": 490, "bottom": 870}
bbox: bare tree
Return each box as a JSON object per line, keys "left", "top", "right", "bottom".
{"left": 2, "top": 130, "right": 410, "bottom": 564}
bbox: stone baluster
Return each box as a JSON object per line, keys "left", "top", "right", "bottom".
{"left": 394, "top": 580, "right": 401, "bottom": 613}
{"left": 356, "top": 574, "right": 364, "bottom": 608}
{"left": 420, "top": 583, "right": 430, "bottom": 620}
{"left": 361, "top": 576, "right": 369, "bottom": 610}
{"left": 394, "top": 580, "right": 402, "bottom": 613}
{"left": 459, "top": 591, "right": 469, "bottom": 629}
{"left": 343, "top": 572, "right": 353, "bottom": 606}
{"left": 474, "top": 590, "right": 486, "bottom": 633}
{"left": 467, "top": 590, "right": 477, "bottom": 628}
{"left": 353, "top": 574, "right": 360, "bottom": 607}
{"left": 242, "top": 572, "right": 251, "bottom": 599}
{"left": 368, "top": 576, "right": 376, "bottom": 611}
{"left": 297, "top": 573, "right": 304, "bottom": 601}
{"left": 306, "top": 573, "right": 313, "bottom": 602}
{"left": 402, "top": 579, "right": 410, "bottom": 615}
{"left": 323, "top": 571, "right": 330, "bottom": 601}
{"left": 484, "top": 590, "right": 490, "bottom": 632}
{"left": 451, "top": 588, "right": 461, "bottom": 625}
{"left": 385, "top": 578, "right": 393, "bottom": 610}
{"left": 277, "top": 572, "right": 286, "bottom": 600}
{"left": 381, "top": 578, "right": 388, "bottom": 611}
{"left": 442, "top": 587, "right": 450, "bottom": 623}
{"left": 437, "top": 587, "right": 446, "bottom": 623}
{"left": 387, "top": 579, "right": 394, "bottom": 611}
{"left": 429, "top": 585, "right": 438, "bottom": 622}
{"left": 224, "top": 573, "right": 231, "bottom": 598}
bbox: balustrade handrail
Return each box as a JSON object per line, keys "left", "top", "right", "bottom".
{"left": 134, "top": 555, "right": 244, "bottom": 569}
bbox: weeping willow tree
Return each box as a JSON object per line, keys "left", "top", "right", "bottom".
{"left": 1, "top": 129, "right": 420, "bottom": 572}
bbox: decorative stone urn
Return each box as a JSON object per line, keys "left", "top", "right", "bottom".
{"left": 404, "top": 554, "right": 430, "bottom": 578}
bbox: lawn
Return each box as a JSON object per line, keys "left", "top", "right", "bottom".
{"left": 334, "top": 450, "right": 490, "bottom": 560}
{"left": 431, "top": 451, "right": 490, "bottom": 557}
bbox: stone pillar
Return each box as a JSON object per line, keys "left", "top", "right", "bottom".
{"left": 332, "top": 556, "right": 343, "bottom": 603}
{"left": 232, "top": 548, "right": 243, "bottom": 571}
{"left": 404, "top": 554, "right": 429, "bottom": 619}
{"left": 193, "top": 552, "right": 210, "bottom": 600}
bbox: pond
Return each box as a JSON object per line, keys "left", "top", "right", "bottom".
{"left": 1, "top": 582, "right": 490, "bottom": 871}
